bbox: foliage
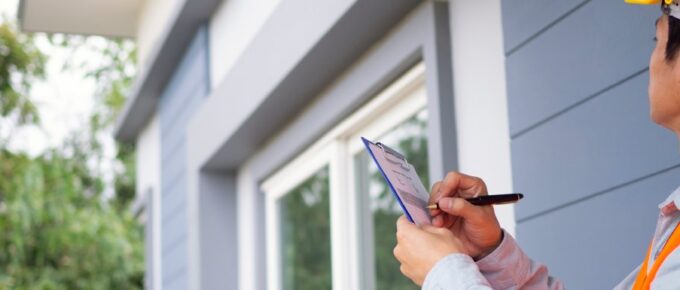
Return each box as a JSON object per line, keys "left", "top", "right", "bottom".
{"left": 0, "top": 20, "right": 45, "bottom": 139}
{"left": 0, "top": 149, "right": 143, "bottom": 290}
{"left": 0, "top": 18, "right": 143, "bottom": 290}
{"left": 48, "top": 35, "right": 137, "bottom": 209}
{"left": 279, "top": 168, "right": 332, "bottom": 290}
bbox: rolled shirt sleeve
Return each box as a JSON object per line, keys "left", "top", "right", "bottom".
{"left": 423, "top": 230, "right": 564, "bottom": 290}
{"left": 422, "top": 253, "right": 493, "bottom": 290}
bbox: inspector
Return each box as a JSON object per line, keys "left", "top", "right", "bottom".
{"left": 393, "top": 1, "right": 680, "bottom": 289}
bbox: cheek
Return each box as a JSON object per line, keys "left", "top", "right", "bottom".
{"left": 648, "top": 48, "right": 669, "bottom": 120}
{"left": 648, "top": 65, "right": 680, "bottom": 126}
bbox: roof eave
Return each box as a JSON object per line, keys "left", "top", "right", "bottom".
{"left": 114, "top": 0, "right": 222, "bottom": 143}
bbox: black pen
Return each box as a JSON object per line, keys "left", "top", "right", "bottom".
{"left": 426, "top": 193, "right": 524, "bottom": 209}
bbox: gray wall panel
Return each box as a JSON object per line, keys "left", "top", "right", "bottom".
{"left": 512, "top": 72, "right": 680, "bottom": 221}
{"left": 517, "top": 166, "right": 680, "bottom": 289}
{"left": 197, "top": 171, "right": 238, "bottom": 290}
{"left": 161, "top": 205, "right": 187, "bottom": 243}
{"left": 162, "top": 161, "right": 185, "bottom": 185}
{"left": 162, "top": 94, "right": 206, "bottom": 146}
{"left": 506, "top": 1, "right": 657, "bottom": 135}
{"left": 162, "top": 193, "right": 187, "bottom": 223}
{"left": 501, "top": 0, "right": 680, "bottom": 287}
{"left": 500, "top": 0, "right": 586, "bottom": 53}
{"left": 158, "top": 24, "right": 209, "bottom": 290}
{"left": 162, "top": 238, "right": 188, "bottom": 278}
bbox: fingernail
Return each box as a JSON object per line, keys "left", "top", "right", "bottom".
{"left": 446, "top": 198, "right": 453, "bottom": 210}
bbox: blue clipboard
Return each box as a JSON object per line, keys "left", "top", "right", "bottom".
{"left": 361, "top": 137, "right": 432, "bottom": 225}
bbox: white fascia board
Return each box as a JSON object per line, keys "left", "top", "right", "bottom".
{"left": 19, "top": 0, "right": 139, "bottom": 37}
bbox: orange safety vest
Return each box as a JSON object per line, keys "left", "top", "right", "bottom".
{"left": 632, "top": 222, "right": 680, "bottom": 290}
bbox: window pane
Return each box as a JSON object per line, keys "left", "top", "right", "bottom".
{"left": 278, "top": 167, "right": 332, "bottom": 290}
{"left": 355, "top": 109, "right": 428, "bottom": 290}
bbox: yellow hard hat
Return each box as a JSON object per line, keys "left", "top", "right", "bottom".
{"left": 625, "top": 0, "right": 672, "bottom": 4}
{"left": 626, "top": 0, "right": 680, "bottom": 19}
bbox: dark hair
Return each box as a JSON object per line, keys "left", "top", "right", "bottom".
{"left": 666, "top": 15, "right": 680, "bottom": 61}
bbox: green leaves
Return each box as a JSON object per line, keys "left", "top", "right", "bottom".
{"left": 0, "top": 150, "right": 144, "bottom": 290}
{"left": 0, "top": 17, "right": 143, "bottom": 290}
{"left": 0, "top": 21, "right": 45, "bottom": 129}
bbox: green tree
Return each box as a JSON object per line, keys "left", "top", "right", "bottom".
{"left": 279, "top": 167, "right": 332, "bottom": 290}
{"left": 50, "top": 35, "right": 137, "bottom": 210}
{"left": 0, "top": 20, "right": 45, "bottom": 143}
{"left": 0, "top": 19, "right": 143, "bottom": 290}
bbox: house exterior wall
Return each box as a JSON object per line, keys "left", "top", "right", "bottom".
{"left": 208, "top": 0, "right": 281, "bottom": 89}
{"left": 123, "top": 0, "right": 680, "bottom": 289}
{"left": 502, "top": 1, "right": 680, "bottom": 288}
{"left": 136, "top": 115, "right": 161, "bottom": 203}
{"left": 448, "top": 0, "right": 515, "bottom": 235}
{"left": 189, "top": 2, "right": 454, "bottom": 289}
{"left": 135, "top": 0, "right": 184, "bottom": 74}
{"left": 135, "top": 114, "right": 161, "bottom": 290}
{"left": 157, "top": 25, "right": 210, "bottom": 290}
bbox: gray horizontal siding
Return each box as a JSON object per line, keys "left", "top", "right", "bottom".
{"left": 501, "top": 0, "right": 586, "bottom": 53}
{"left": 501, "top": 0, "right": 680, "bottom": 287}
{"left": 512, "top": 71, "right": 680, "bottom": 221}
{"left": 158, "top": 25, "right": 209, "bottom": 290}
{"left": 505, "top": 0, "right": 658, "bottom": 136}
{"left": 518, "top": 166, "right": 680, "bottom": 289}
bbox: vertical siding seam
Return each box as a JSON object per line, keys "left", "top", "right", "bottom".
{"left": 162, "top": 236, "right": 187, "bottom": 258}
{"left": 161, "top": 202, "right": 187, "bottom": 228}
{"left": 161, "top": 171, "right": 185, "bottom": 196}
{"left": 516, "top": 162, "right": 680, "bottom": 224}
{"left": 203, "top": 23, "right": 212, "bottom": 95}
{"left": 511, "top": 66, "right": 648, "bottom": 140}
{"left": 505, "top": 0, "right": 591, "bottom": 57}
{"left": 162, "top": 264, "right": 188, "bottom": 287}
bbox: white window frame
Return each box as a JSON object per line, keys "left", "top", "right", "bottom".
{"left": 261, "top": 62, "right": 427, "bottom": 290}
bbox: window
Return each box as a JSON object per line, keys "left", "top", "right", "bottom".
{"left": 353, "top": 110, "right": 427, "bottom": 290}
{"left": 263, "top": 63, "right": 427, "bottom": 290}
{"left": 279, "top": 167, "right": 332, "bottom": 290}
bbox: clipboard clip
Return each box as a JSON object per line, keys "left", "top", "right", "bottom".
{"left": 376, "top": 142, "right": 411, "bottom": 171}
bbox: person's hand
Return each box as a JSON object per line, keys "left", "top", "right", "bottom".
{"left": 429, "top": 172, "right": 503, "bottom": 260}
{"left": 393, "top": 216, "right": 465, "bottom": 286}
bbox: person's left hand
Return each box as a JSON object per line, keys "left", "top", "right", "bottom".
{"left": 393, "top": 215, "right": 466, "bottom": 286}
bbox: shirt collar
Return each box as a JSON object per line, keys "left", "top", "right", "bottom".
{"left": 659, "top": 186, "right": 680, "bottom": 216}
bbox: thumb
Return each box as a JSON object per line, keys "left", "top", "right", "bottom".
{"left": 436, "top": 197, "right": 482, "bottom": 222}
{"left": 396, "top": 215, "right": 417, "bottom": 232}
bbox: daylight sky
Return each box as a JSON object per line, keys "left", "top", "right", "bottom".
{"left": 0, "top": 0, "right": 122, "bottom": 198}
{"left": 1, "top": 0, "right": 98, "bottom": 156}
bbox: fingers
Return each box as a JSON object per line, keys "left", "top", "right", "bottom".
{"left": 432, "top": 214, "right": 444, "bottom": 227}
{"left": 396, "top": 215, "right": 418, "bottom": 239}
{"left": 430, "top": 172, "right": 485, "bottom": 225}
{"left": 434, "top": 172, "right": 487, "bottom": 202}
{"left": 436, "top": 197, "right": 483, "bottom": 223}
{"left": 429, "top": 181, "right": 443, "bottom": 216}
{"left": 396, "top": 215, "right": 413, "bottom": 231}
{"left": 429, "top": 181, "right": 442, "bottom": 203}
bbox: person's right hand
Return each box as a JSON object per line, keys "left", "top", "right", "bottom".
{"left": 428, "top": 172, "right": 503, "bottom": 260}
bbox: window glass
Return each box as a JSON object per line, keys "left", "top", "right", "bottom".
{"left": 278, "top": 167, "right": 332, "bottom": 290}
{"left": 355, "top": 109, "right": 428, "bottom": 290}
